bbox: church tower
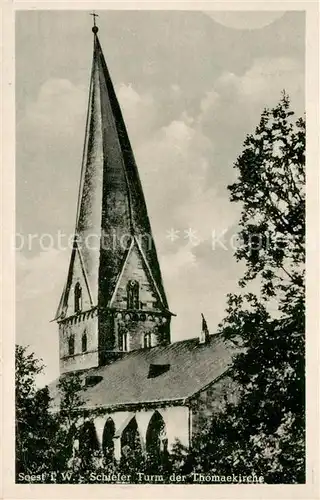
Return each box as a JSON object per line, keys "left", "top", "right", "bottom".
{"left": 55, "top": 22, "right": 172, "bottom": 374}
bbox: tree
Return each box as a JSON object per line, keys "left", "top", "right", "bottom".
{"left": 15, "top": 345, "right": 57, "bottom": 479}
{"left": 229, "top": 91, "right": 304, "bottom": 312}
{"left": 51, "top": 373, "right": 85, "bottom": 477}
{"left": 16, "top": 345, "right": 89, "bottom": 483}
{"left": 191, "top": 92, "right": 305, "bottom": 483}
{"left": 15, "top": 94, "right": 305, "bottom": 484}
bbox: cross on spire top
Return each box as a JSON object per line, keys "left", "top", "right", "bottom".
{"left": 90, "top": 12, "right": 99, "bottom": 33}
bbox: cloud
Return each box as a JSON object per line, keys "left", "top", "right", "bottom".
{"left": 116, "top": 83, "right": 157, "bottom": 144}
{"left": 136, "top": 114, "right": 238, "bottom": 245}
{"left": 15, "top": 37, "right": 305, "bottom": 382}
{"left": 134, "top": 55, "right": 305, "bottom": 342}
{"left": 239, "top": 57, "right": 304, "bottom": 109}
{"left": 200, "top": 56, "right": 304, "bottom": 122}
{"left": 18, "top": 79, "right": 87, "bottom": 145}
{"left": 16, "top": 80, "right": 88, "bottom": 238}
{"left": 204, "top": 11, "right": 286, "bottom": 30}
{"left": 134, "top": 110, "right": 242, "bottom": 342}
{"left": 198, "top": 56, "right": 304, "bottom": 188}
{"left": 161, "top": 244, "right": 198, "bottom": 278}
{"left": 16, "top": 249, "right": 69, "bottom": 385}
{"left": 16, "top": 248, "right": 69, "bottom": 303}
{"left": 160, "top": 238, "right": 243, "bottom": 341}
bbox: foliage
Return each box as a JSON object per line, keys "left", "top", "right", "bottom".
{"left": 15, "top": 345, "right": 57, "bottom": 477}
{"left": 15, "top": 347, "right": 87, "bottom": 482}
{"left": 230, "top": 92, "right": 305, "bottom": 308}
{"left": 15, "top": 350, "right": 189, "bottom": 484}
{"left": 188, "top": 92, "right": 305, "bottom": 483}
{"left": 15, "top": 92, "right": 305, "bottom": 485}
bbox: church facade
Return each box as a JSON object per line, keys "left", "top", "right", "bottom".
{"left": 50, "top": 23, "right": 237, "bottom": 463}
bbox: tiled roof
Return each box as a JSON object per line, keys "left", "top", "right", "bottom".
{"left": 49, "top": 334, "right": 236, "bottom": 410}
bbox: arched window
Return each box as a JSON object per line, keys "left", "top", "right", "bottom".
{"left": 78, "top": 421, "right": 99, "bottom": 467}
{"left": 82, "top": 331, "right": 87, "bottom": 352}
{"left": 144, "top": 332, "right": 152, "bottom": 349}
{"left": 127, "top": 280, "right": 139, "bottom": 309}
{"left": 119, "top": 330, "right": 129, "bottom": 352}
{"left": 120, "top": 417, "right": 142, "bottom": 468}
{"left": 102, "top": 418, "right": 115, "bottom": 463}
{"left": 146, "top": 411, "right": 168, "bottom": 467}
{"left": 74, "top": 282, "right": 82, "bottom": 313}
{"left": 68, "top": 335, "right": 75, "bottom": 356}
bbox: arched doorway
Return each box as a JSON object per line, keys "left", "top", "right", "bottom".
{"left": 102, "top": 417, "right": 115, "bottom": 464}
{"left": 146, "top": 411, "right": 168, "bottom": 468}
{"left": 120, "top": 417, "right": 142, "bottom": 468}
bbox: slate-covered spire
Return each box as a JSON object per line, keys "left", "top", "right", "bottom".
{"left": 55, "top": 24, "right": 169, "bottom": 324}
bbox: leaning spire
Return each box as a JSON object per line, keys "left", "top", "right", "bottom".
{"left": 55, "top": 19, "right": 169, "bottom": 322}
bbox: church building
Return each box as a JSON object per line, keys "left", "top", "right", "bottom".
{"left": 50, "top": 21, "right": 237, "bottom": 464}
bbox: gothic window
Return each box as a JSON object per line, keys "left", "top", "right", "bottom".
{"left": 102, "top": 418, "right": 115, "bottom": 463}
{"left": 82, "top": 331, "right": 87, "bottom": 352}
{"left": 120, "top": 417, "right": 142, "bottom": 467}
{"left": 143, "top": 332, "right": 152, "bottom": 349}
{"left": 127, "top": 280, "right": 139, "bottom": 309}
{"left": 146, "top": 411, "right": 168, "bottom": 466}
{"left": 68, "top": 335, "right": 75, "bottom": 356}
{"left": 74, "top": 282, "right": 82, "bottom": 313}
{"left": 119, "top": 330, "right": 129, "bottom": 352}
{"left": 78, "top": 421, "right": 99, "bottom": 467}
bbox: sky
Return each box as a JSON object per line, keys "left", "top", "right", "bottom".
{"left": 16, "top": 10, "right": 305, "bottom": 385}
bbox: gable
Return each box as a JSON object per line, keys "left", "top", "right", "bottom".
{"left": 110, "top": 240, "right": 163, "bottom": 311}
{"left": 56, "top": 244, "right": 94, "bottom": 320}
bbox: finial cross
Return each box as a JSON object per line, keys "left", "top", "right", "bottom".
{"left": 90, "top": 12, "right": 99, "bottom": 27}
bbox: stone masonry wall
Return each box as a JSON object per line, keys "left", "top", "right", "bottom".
{"left": 110, "top": 243, "right": 170, "bottom": 350}
{"left": 59, "top": 311, "right": 99, "bottom": 373}
{"left": 64, "top": 249, "right": 93, "bottom": 318}
{"left": 190, "top": 373, "right": 239, "bottom": 439}
{"left": 112, "top": 244, "right": 161, "bottom": 311}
